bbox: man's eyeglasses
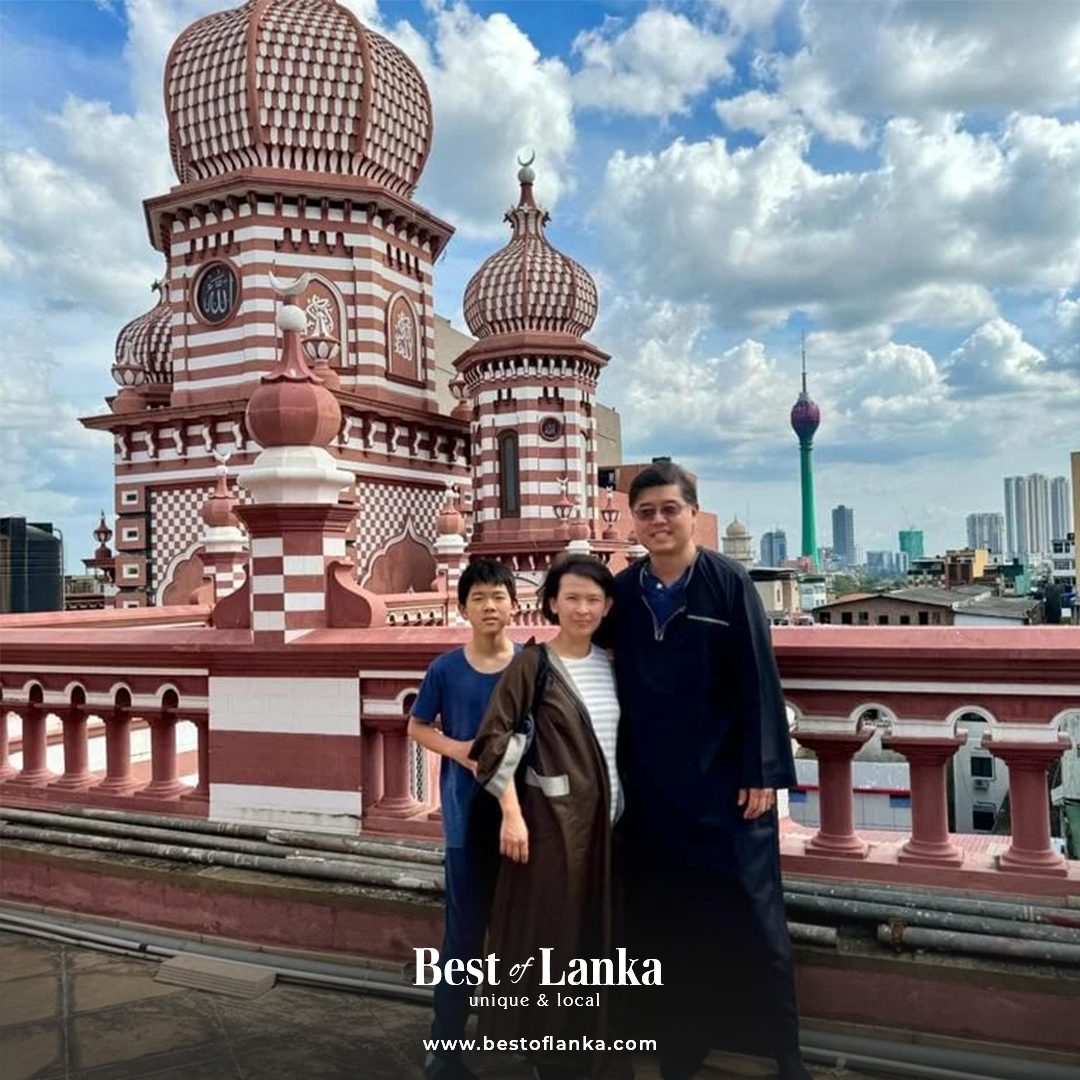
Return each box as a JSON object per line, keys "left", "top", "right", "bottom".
{"left": 631, "top": 501, "right": 690, "bottom": 522}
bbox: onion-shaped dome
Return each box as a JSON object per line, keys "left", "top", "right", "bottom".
{"left": 463, "top": 162, "right": 598, "bottom": 339}
{"left": 164, "top": 0, "right": 432, "bottom": 199}
{"left": 726, "top": 518, "right": 749, "bottom": 538}
{"left": 112, "top": 286, "right": 171, "bottom": 387}
{"left": 790, "top": 392, "right": 821, "bottom": 441}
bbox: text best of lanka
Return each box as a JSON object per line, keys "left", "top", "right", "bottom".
{"left": 414, "top": 948, "right": 662, "bottom": 986}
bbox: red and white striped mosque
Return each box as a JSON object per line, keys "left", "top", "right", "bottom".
{"left": 79, "top": 0, "right": 717, "bottom": 610}
{"left": 2, "top": 1, "right": 1077, "bottom": 1067}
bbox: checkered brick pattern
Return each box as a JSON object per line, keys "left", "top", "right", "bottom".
{"left": 149, "top": 481, "right": 249, "bottom": 604}
{"left": 353, "top": 482, "right": 446, "bottom": 580}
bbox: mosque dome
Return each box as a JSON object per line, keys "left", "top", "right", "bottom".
{"left": 112, "top": 285, "right": 172, "bottom": 387}
{"left": 726, "top": 518, "right": 750, "bottom": 539}
{"left": 164, "top": 0, "right": 432, "bottom": 199}
{"left": 463, "top": 162, "right": 598, "bottom": 340}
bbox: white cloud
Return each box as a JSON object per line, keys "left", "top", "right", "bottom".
{"left": 717, "top": 1, "right": 1080, "bottom": 147}
{"left": 945, "top": 317, "right": 1080, "bottom": 398}
{"left": 714, "top": 90, "right": 796, "bottom": 136}
{"left": 596, "top": 113, "right": 1080, "bottom": 333}
{"left": 571, "top": 9, "right": 735, "bottom": 117}
{"left": 402, "top": 5, "right": 576, "bottom": 240}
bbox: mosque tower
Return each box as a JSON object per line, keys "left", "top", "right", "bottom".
{"left": 82, "top": 0, "right": 468, "bottom": 606}
{"left": 456, "top": 158, "right": 611, "bottom": 572}
{"left": 789, "top": 336, "right": 821, "bottom": 569}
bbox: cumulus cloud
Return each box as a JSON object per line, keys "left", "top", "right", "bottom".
{"left": 571, "top": 9, "right": 735, "bottom": 117}
{"left": 595, "top": 113, "right": 1080, "bottom": 333}
{"left": 718, "top": 1, "right": 1080, "bottom": 147}
{"left": 401, "top": 5, "right": 575, "bottom": 239}
{"left": 944, "top": 318, "right": 1080, "bottom": 399}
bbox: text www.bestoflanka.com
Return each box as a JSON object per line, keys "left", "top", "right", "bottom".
{"left": 423, "top": 1037, "right": 657, "bottom": 1053}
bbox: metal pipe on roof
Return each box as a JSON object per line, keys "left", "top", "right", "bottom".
{"left": 785, "top": 892, "right": 1080, "bottom": 946}
{"left": 3, "top": 804, "right": 443, "bottom": 862}
{"left": 877, "top": 922, "right": 1080, "bottom": 965}
{"left": 0, "top": 823, "right": 443, "bottom": 893}
{"left": 0, "top": 807, "right": 440, "bottom": 873}
{"left": 784, "top": 877, "right": 1080, "bottom": 927}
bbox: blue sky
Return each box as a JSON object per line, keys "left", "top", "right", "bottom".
{"left": 1, "top": 0, "right": 1077, "bottom": 569}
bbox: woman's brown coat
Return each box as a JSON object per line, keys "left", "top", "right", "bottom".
{"left": 469, "top": 642, "right": 615, "bottom": 1053}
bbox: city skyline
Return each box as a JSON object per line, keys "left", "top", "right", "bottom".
{"left": 0, "top": 1, "right": 1076, "bottom": 565}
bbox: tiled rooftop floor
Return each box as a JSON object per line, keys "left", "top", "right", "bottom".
{"left": 0, "top": 931, "right": 903, "bottom": 1080}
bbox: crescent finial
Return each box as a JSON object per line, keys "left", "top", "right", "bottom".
{"left": 517, "top": 150, "right": 536, "bottom": 168}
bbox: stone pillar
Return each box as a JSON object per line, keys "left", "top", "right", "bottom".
{"left": 139, "top": 708, "right": 188, "bottom": 799}
{"left": 883, "top": 734, "right": 967, "bottom": 867}
{"left": 11, "top": 699, "right": 51, "bottom": 785}
{"left": 182, "top": 715, "right": 210, "bottom": 801}
{"left": 94, "top": 702, "right": 139, "bottom": 793}
{"left": 983, "top": 734, "right": 1070, "bottom": 876}
{"left": 793, "top": 729, "right": 873, "bottom": 858}
{"left": 0, "top": 710, "right": 17, "bottom": 782}
{"left": 365, "top": 715, "right": 423, "bottom": 817}
{"left": 49, "top": 700, "right": 94, "bottom": 790}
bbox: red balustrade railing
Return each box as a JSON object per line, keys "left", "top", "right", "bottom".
{"left": 2, "top": 623, "right": 1077, "bottom": 894}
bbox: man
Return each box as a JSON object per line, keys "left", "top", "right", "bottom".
{"left": 612, "top": 460, "right": 811, "bottom": 1080}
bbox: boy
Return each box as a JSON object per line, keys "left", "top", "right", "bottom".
{"left": 408, "top": 558, "right": 520, "bottom": 1080}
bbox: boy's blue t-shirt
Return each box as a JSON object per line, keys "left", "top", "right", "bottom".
{"left": 412, "top": 645, "right": 520, "bottom": 848}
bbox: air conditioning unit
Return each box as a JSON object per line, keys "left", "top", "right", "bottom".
{"left": 973, "top": 778, "right": 990, "bottom": 790}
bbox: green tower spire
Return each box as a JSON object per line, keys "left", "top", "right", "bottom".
{"left": 789, "top": 334, "right": 821, "bottom": 569}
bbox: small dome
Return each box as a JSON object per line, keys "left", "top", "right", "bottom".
{"left": 726, "top": 518, "right": 749, "bottom": 538}
{"left": 463, "top": 165, "right": 598, "bottom": 339}
{"left": 164, "top": 0, "right": 432, "bottom": 199}
{"left": 113, "top": 288, "right": 171, "bottom": 386}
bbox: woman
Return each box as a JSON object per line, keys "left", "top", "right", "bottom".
{"left": 470, "top": 554, "right": 627, "bottom": 1080}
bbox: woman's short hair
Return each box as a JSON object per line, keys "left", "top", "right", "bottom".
{"left": 539, "top": 554, "right": 616, "bottom": 624}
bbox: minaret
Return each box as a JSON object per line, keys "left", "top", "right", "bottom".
{"left": 456, "top": 156, "right": 611, "bottom": 573}
{"left": 789, "top": 334, "right": 821, "bottom": 569}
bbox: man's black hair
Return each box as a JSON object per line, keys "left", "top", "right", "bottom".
{"left": 539, "top": 554, "right": 615, "bottom": 625}
{"left": 628, "top": 460, "right": 698, "bottom": 508}
{"left": 458, "top": 558, "right": 517, "bottom": 606}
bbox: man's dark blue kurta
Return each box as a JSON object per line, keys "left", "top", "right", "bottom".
{"left": 613, "top": 547, "right": 801, "bottom": 1062}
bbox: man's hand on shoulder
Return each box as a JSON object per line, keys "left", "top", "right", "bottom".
{"left": 738, "top": 787, "right": 775, "bottom": 819}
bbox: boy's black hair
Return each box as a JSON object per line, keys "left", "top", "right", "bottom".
{"left": 628, "top": 459, "right": 698, "bottom": 508}
{"left": 458, "top": 558, "right": 517, "bottom": 606}
{"left": 539, "top": 554, "right": 615, "bottom": 625}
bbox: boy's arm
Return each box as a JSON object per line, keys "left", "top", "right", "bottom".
{"left": 406, "top": 717, "right": 475, "bottom": 772}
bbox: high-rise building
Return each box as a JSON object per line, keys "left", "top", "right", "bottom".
{"left": 790, "top": 337, "right": 821, "bottom": 569}
{"left": 966, "top": 512, "right": 1004, "bottom": 558}
{"left": 1027, "top": 474, "right": 1051, "bottom": 557}
{"left": 1051, "top": 476, "right": 1071, "bottom": 542}
{"left": 899, "top": 528, "right": 924, "bottom": 561}
{"left": 1006, "top": 474, "right": 1053, "bottom": 560}
{"left": 831, "top": 505, "right": 856, "bottom": 567}
{"left": 1004, "top": 476, "right": 1028, "bottom": 559}
{"left": 760, "top": 529, "right": 788, "bottom": 566}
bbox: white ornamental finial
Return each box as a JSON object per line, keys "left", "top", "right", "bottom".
{"left": 268, "top": 270, "right": 311, "bottom": 331}
{"left": 517, "top": 149, "right": 536, "bottom": 184}
{"left": 268, "top": 270, "right": 312, "bottom": 296}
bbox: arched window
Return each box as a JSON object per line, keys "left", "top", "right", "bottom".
{"left": 499, "top": 431, "right": 521, "bottom": 518}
